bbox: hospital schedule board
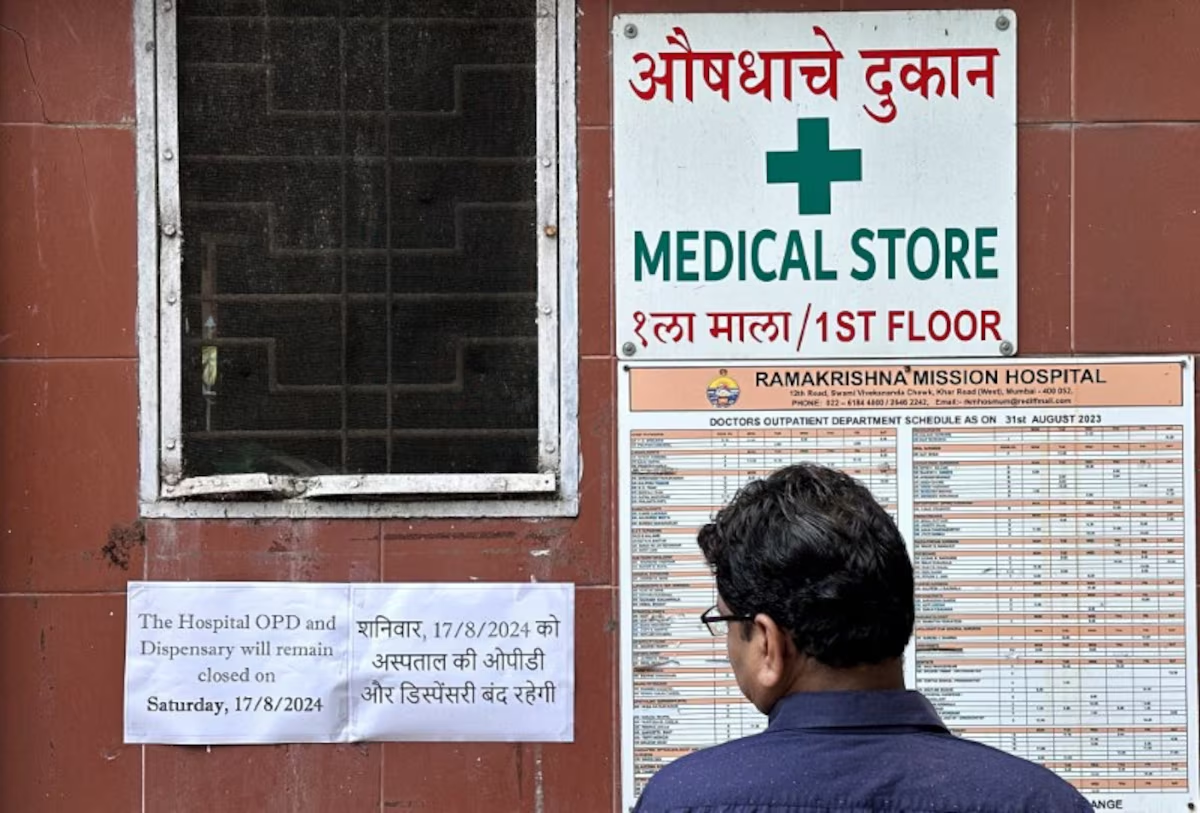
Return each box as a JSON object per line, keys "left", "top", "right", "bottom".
{"left": 619, "top": 357, "right": 1198, "bottom": 813}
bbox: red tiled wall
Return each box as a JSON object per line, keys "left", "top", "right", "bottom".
{"left": 1, "top": 0, "right": 143, "bottom": 810}
{"left": 1, "top": 1, "right": 1197, "bottom": 811}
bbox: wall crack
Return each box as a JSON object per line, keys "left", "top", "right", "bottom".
{"left": 0, "top": 23, "right": 50, "bottom": 122}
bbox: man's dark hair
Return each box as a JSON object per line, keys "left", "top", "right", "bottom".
{"left": 698, "top": 464, "right": 914, "bottom": 668}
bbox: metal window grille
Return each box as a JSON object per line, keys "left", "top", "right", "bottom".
{"left": 138, "top": 0, "right": 578, "bottom": 516}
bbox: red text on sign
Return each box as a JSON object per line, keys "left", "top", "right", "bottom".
{"left": 886, "top": 309, "right": 1002, "bottom": 342}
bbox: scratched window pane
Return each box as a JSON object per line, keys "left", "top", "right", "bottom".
{"left": 176, "top": 0, "right": 539, "bottom": 477}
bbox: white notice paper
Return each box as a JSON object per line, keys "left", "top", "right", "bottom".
{"left": 351, "top": 583, "right": 573, "bottom": 742}
{"left": 124, "top": 581, "right": 574, "bottom": 744}
{"left": 124, "top": 581, "right": 348, "bottom": 744}
{"left": 613, "top": 11, "right": 1017, "bottom": 360}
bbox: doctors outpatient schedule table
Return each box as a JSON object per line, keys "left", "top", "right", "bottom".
{"left": 618, "top": 359, "right": 1198, "bottom": 813}
{"left": 915, "top": 423, "right": 1187, "bottom": 794}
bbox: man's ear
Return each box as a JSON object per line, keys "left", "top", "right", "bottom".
{"left": 752, "top": 613, "right": 791, "bottom": 689}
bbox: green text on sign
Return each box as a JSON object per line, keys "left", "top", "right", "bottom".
{"left": 632, "top": 227, "right": 1000, "bottom": 283}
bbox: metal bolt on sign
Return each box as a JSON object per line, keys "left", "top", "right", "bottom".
{"left": 623, "top": 23, "right": 638, "bottom": 39}
{"left": 995, "top": 15, "right": 1010, "bottom": 31}
{"left": 622, "top": 342, "right": 637, "bottom": 356}
{"left": 999, "top": 340, "right": 1015, "bottom": 356}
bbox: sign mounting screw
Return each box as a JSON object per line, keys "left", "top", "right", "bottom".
{"left": 622, "top": 341, "right": 637, "bottom": 356}
{"left": 999, "top": 340, "right": 1015, "bottom": 356}
{"left": 995, "top": 15, "right": 1010, "bottom": 31}
{"left": 623, "top": 23, "right": 638, "bottom": 39}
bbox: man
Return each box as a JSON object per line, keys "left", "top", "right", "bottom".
{"left": 635, "top": 464, "right": 1092, "bottom": 813}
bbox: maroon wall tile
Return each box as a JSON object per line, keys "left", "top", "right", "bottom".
{"left": 382, "top": 520, "right": 559, "bottom": 583}
{"left": 382, "top": 742, "right": 534, "bottom": 812}
{"left": 0, "top": 595, "right": 138, "bottom": 813}
{"left": 579, "top": 127, "right": 614, "bottom": 357}
{"left": 146, "top": 521, "right": 381, "bottom": 582}
{"left": 145, "top": 744, "right": 381, "bottom": 813}
{"left": 1077, "top": 0, "right": 1200, "bottom": 122}
{"left": 579, "top": 0, "right": 612, "bottom": 127}
{"left": 0, "top": 0, "right": 134, "bottom": 123}
{"left": 1016, "top": 126, "right": 1071, "bottom": 354}
{"left": 1074, "top": 125, "right": 1200, "bottom": 352}
{"left": 0, "top": 126, "right": 136, "bottom": 358}
{"left": 0, "top": 360, "right": 138, "bottom": 592}
{"left": 578, "top": 356, "right": 616, "bottom": 584}
{"left": 541, "top": 587, "right": 618, "bottom": 813}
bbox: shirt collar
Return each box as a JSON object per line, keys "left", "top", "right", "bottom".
{"left": 767, "top": 690, "right": 949, "bottom": 732}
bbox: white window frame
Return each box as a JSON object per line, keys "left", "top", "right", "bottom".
{"left": 135, "top": 0, "right": 579, "bottom": 518}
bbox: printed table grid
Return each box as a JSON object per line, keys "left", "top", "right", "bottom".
{"left": 630, "top": 428, "right": 899, "bottom": 792}
{"left": 912, "top": 425, "right": 1187, "bottom": 792}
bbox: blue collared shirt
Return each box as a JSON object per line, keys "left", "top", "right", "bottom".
{"left": 634, "top": 690, "right": 1094, "bottom": 813}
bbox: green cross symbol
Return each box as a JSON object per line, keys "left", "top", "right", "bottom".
{"left": 766, "top": 118, "right": 862, "bottom": 216}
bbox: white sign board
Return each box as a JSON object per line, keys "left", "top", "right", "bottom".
{"left": 124, "top": 581, "right": 574, "bottom": 744}
{"left": 619, "top": 358, "right": 1198, "bottom": 812}
{"left": 614, "top": 11, "right": 1017, "bottom": 360}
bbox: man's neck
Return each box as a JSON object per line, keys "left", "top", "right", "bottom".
{"left": 786, "top": 657, "right": 906, "bottom": 694}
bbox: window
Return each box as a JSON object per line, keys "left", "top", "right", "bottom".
{"left": 136, "top": 0, "right": 578, "bottom": 517}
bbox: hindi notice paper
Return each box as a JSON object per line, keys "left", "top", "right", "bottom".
{"left": 351, "top": 583, "right": 574, "bottom": 742}
{"left": 124, "top": 581, "right": 574, "bottom": 744}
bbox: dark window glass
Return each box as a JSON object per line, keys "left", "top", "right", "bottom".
{"left": 176, "top": 0, "right": 539, "bottom": 478}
